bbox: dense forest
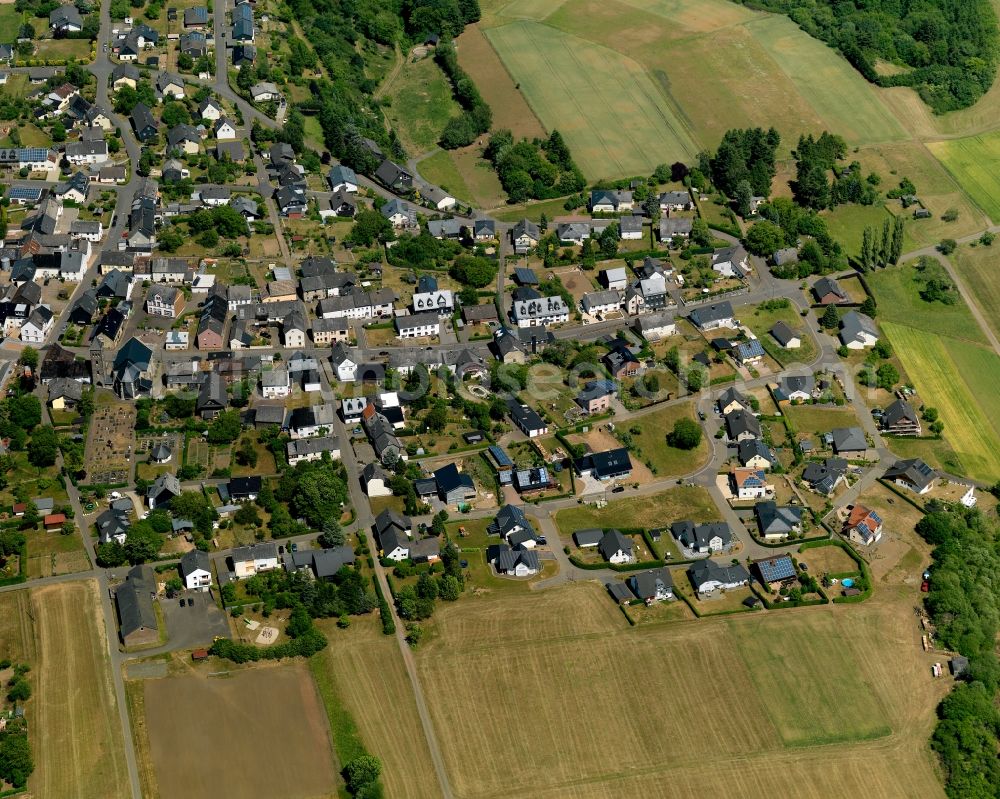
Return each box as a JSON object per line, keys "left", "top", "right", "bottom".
{"left": 918, "top": 504, "right": 1000, "bottom": 797}
{"left": 737, "top": 0, "right": 998, "bottom": 112}
{"left": 283, "top": 0, "right": 482, "bottom": 173}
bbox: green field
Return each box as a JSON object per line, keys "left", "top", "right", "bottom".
{"left": 625, "top": 402, "right": 710, "bottom": 476}
{"left": 882, "top": 322, "right": 1000, "bottom": 481}
{"left": 868, "top": 262, "right": 989, "bottom": 345}
{"left": 485, "top": 20, "right": 698, "bottom": 178}
{"left": 555, "top": 485, "right": 717, "bottom": 532}
{"left": 384, "top": 56, "right": 460, "bottom": 155}
{"left": 822, "top": 204, "right": 898, "bottom": 257}
{"left": 418, "top": 147, "right": 508, "bottom": 209}
{"left": 953, "top": 245, "right": 1000, "bottom": 341}
{"left": 928, "top": 132, "right": 1000, "bottom": 222}
{"left": 746, "top": 16, "right": 906, "bottom": 146}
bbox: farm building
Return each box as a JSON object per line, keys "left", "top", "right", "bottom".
{"left": 115, "top": 565, "right": 158, "bottom": 646}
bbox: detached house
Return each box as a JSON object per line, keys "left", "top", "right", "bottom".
{"left": 511, "top": 219, "right": 540, "bottom": 254}
{"left": 839, "top": 311, "right": 879, "bottom": 349}
{"left": 629, "top": 568, "right": 674, "bottom": 603}
{"left": 813, "top": 276, "right": 848, "bottom": 305}
{"left": 881, "top": 398, "right": 921, "bottom": 436}
{"left": 725, "top": 408, "right": 760, "bottom": 442}
{"left": 884, "top": 458, "right": 936, "bottom": 494}
{"left": 146, "top": 285, "right": 184, "bottom": 318}
{"left": 589, "top": 189, "right": 633, "bottom": 213}
{"left": 671, "top": 520, "right": 733, "bottom": 554}
{"left": 598, "top": 529, "right": 635, "bottom": 565}
{"left": 374, "top": 159, "right": 412, "bottom": 191}
{"left": 688, "top": 560, "right": 750, "bottom": 595}
{"left": 731, "top": 467, "right": 771, "bottom": 500}
{"left": 507, "top": 399, "right": 548, "bottom": 438}
{"left": 180, "top": 550, "right": 212, "bottom": 591}
{"left": 754, "top": 501, "right": 804, "bottom": 541}
{"left": 711, "top": 245, "right": 750, "bottom": 278}
{"left": 689, "top": 301, "right": 736, "bottom": 331}
{"left": 845, "top": 504, "right": 883, "bottom": 546}
{"left": 512, "top": 296, "right": 569, "bottom": 328}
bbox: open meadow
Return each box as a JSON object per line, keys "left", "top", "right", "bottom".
{"left": 555, "top": 484, "right": 717, "bottom": 532}
{"left": 952, "top": 244, "right": 1000, "bottom": 341}
{"left": 881, "top": 322, "right": 1000, "bottom": 481}
{"left": 383, "top": 55, "right": 460, "bottom": 156}
{"left": 927, "top": 132, "right": 1000, "bottom": 222}
{"left": 0, "top": 582, "right": 130, "bottom": 799}
{"left": 410, "top": 580, "right": 946, "bottom": 799}
{"left": 141, "top": 663, "right": 338, "bottom": 799}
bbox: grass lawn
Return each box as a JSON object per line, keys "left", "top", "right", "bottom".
{"left": 0, "top": 5, "right": 19, "bottom": 36}
{"left": 867, "top": 260, "right": 988, "bottom": 345}
{"left": 493, "top": 196, "right": 573, "bottom": 223}
{"left": 35, "top": 38, "right": 92, "bottom": 60}
{"left": 383, "top": 55, "right": 460, "bottom": 156}
{"left": 784, "top": 404, "right": 861, "bottom": 442}
{"left": 0, "top": 73, "right": 28, "bottom": 100}
{"left": 622, "top": 402, "right": 710, "bottom": 477}
{"left": 485, "top": 20, "right": 698, "bottom": 179}
{"left": 419, "top": 146, "right": 508, "bottom": 210}
{"left": 927, "top": 131, "right": 1000, "bottom": 222}
{"left": 882, "top": 321, "right": 1000, "bottom": 481}
{"left": 885, "top": 435, "right": 966, "bottom": 477}
{"left": 822, "top": 203, "right": 897, "bottom": 258}
{"left": 952, "top": 243, "right": 1000, "bottom": 342}
{"left": 25, "top": 526, "right": 89, "bottom": 579}
{"left": 555, "top": 485, "right": 716, "bottom": 533}
{"left": 740, "top": 300, "right": 817, "bottom": 366}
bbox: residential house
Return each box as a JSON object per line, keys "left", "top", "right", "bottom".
{"left": 512, "top": 466, "right": 554, "bottom": 494}
{"left": 20, "top": 306, "right": 53, "bottom": 344}
{"left": 50, "top": 4, "right": 83, "bottom": 32}
{"left": 813, "top": 276, "right": 848, "bottom": 304}
{"left": 286, "top": 436, "right": 340, "bottom": 466}
{"left": 131, "top": 103, "right": 158, "bottom": 142}
{"left": 688, "top": 560, "right": 750, "bottom": 594}
{"left": 96, "top": 505, "right": 130, "bottom": 545}
{"left": 600, "top": 267, "right": 628, "bottom": 291}
{"left": 737, "top": 439, "right": 777, "bottom": 470}
{"left": 147, "top": 472, "right": 181, "bottom": 508}
{"left": 283, "top": 547, "right": 356, "bottom": 580}
{"left": 598, "top": 529, "right": 635, "bottom": 564}
{"left": 112, "top": 63, "right": 140, "bottom": 90}
{"left": 374, "top": 159, "right": 412, "bottom": 191}
{"left": 146, "top": 284, "right": 184, "bottom": 318}
{"left": 489, "top": 544, "right": 540, "bottom": 577}
{"left": 845, "top": 504, "right": 883, "bottom": 546}
{"left": 511, "top": 219, "right": 540, "bottom": 254}
{"left": 734, "top": 338, "right": 765, "bottom": 365}
{"left": 839, "top": 310, "right": 879, "bottom": 349}
{"left": 884, "top": 458, "right": 936, "bottom": 494}
{"left": 381, "top": 198, "right": 415, "bottom": 229}
{"left": 801, "top": 457, "right": 848, "bottom": 495}
{"left": 725, "top": 408, "right": 760, "bottom": 442}
{"left": 581, "top": 289, "right": 622, "bottom": 317}
{"left": 261, "top": 368, "right": 290, "bottom": 399}
{"left": 289, "top": 403, "right": 336, "bottom": 438}
{"left": 230, "top": 542, "right": 279, "bottom": 578}
{"left": 689, "top": 301, "right": 736, "bottom": 331}
{"left": 156, "top": 72, "right": 185, "bottom": 101}
{"left": 228, "top": 476, "right": 261, "bottom": 503}
{"left": 65, "top": 140, "right": 109, "bottom": 166}
{"left": 603, "top": 344, "right": 639, "bottom": 379}
{"left": 731, "top": 467, "right": 771, "bottom": 500}
{"left": 575, "top": 379, "right": 617, "bottom": 414}
{"left": 179, "top": 31, "right": 207, "bottom": 58}
{"left": 282, "top": 305, "right": 308, "bottom": 348}
{"left": 487, "top": 504, "right": 535, "bottom": 545}
{"left": 513, "top": 296, "right": 569, "bottom": 328}
{"left": 659, "top": 216, "right": 693, "bottom": 243}
{"left": 327, "top": 165, "right": 358, "bottom": 193}
{"left": 629, "top": 568, "right": 674, "bottom": 603}
{"left": 196, "top": 372, "right": 227, "bottom": 419}
{"left": 658, "top": 190, "right": 691, "bottom": 212}
{"left": 712, "top": 245, "right": 749, "bottom": 278}
{"left": 361, "top": 463, "right": 392, "bottom": 497}
{"left": 754, "top": 501, "right": 804, "bottom": 541}
{"left": 412, "top": 289, "right": 454, "bottom": 316}
{"left": 434, "top": 463, "right": 476, "bottom": 505}
{"left": 331, "top": 343, "right": 358, "bottom": 382}
{"left": 775, "top": 374, "right": 814, "bottom": 402}
{"left": 395, "top": 312, "right": 440, "bottom": 339}
{"left": 232, "top": 44, "right": 256, "bottom": 66}
{"left": 831, "top": 427, "right": 868, "bottom": 459}
{"left": 671, "top": 520, "right": 732, "bottom": 554}
{"left": 619, "top": 215, "right": 644, "bottom": 240}
{"left": 753, "top": 555, "right": 797, "bottom": 588}
{"left": 589, "top": 189, "right": 633, "bottom": 212}
{"left": 180, "top": 550, "right": 212, "bottom": 591}
{"left": 311, "top": 317, "right": 350, "bottom": 345}
{"left": 473, "top": 218, "right": 496, "bottom": 240}
{"left": 881, "top": 398, "right": 921, "bottom": 436}
{"left": 633, "top": 310, "right": 677, "bottom": 341}
{"left": 770, "top": 321, "right": 801, "bottom": 349}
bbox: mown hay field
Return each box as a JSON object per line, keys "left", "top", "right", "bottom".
{"left": 311, "top": 616, "right": 441, "bottom": 799}
{"left": 952, "top": 244, "right": 1000, "bottom": 342}
{"left": 143, "top": 663, "right": 338, "bottom": 799}
{"left": 485, "top": 20, "right": 699, "bottom": 179}
{"left": 0, "top": 582, "right": 130, "bottom": 799}
{"left": 882, "top": 321, "right": 1000, "bottom": 481}
{"left": 413, "top": 582, "right": 946, "bottom": 799}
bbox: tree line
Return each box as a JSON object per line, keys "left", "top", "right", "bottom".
{"left": 435, "top": 40, "right": 492, "bottom": 149}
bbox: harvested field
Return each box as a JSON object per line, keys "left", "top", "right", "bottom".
{"left": 486, "top": 20, "right": 698, "bottom": 178}
{"left": 952, "top": 245, "right": 1000, "bottom": 342}
{"left": 6, "top": 582, "right": 131, "bottom": 799}
{"left": 882, "top": 322, "right": 1000, "bottom": 482}
{"left": 414, "top": 580, "right": 946, "bottom": 799}
{"left": 143, "top": 663, "right": 337, "bottom": 799}
{"left": 455, "top": 23, "right": 546, "bottom": 139}
{"left": 311, "top": 616, "right": 440, "bottom": 799}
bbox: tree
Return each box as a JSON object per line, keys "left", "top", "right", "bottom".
{"left": 879, "top": 217, "right": 892, "bottom": 267}
{"left": 820, "top": 304, "right": 840, "bottom": 329}
{"left": 347, "top": 209, "right": 393, "bottom": 247}
{"left": 18, "top": 347, "right": 38, "bottom": 371}
{"left": 860, "top": 297, "right": 877, "bottom": 317}
{"left": 235, "top": 437, "right": 258, "bottom": 467}
{"left": 860, "top": 226, "right": 874, "bottom": 272}
{"left": 318, "top": 519, "right": 345, "bottom": 548}
{"left": 598, "top": 222, "right": 620, "bottom": 259}
{"left": 734, "top": 179, "right": 754, "bottom": 217}
{"left": 344, "top": 755, "right": 382, "bottom": 793}
{"left": 0, "top": 730, "right": 33, "bottom": 788}
{"left": 9, "top": 395, "right": 41, "bottom": 431}
{"left": 890, "top": 216, "right": 905, "bottom": 264}
{"left": 123, "top": 523, "right": 163, "bottom": 564}
{"left": 449, "top": 255, "right": 496, "bottom": 288}
{"left": 938, "top": 238, "right": 957, "bottom": 255}
{"left": 425, "top": 402, "right": 448, "bottom": 434}
{"left": 876, "top": 362, "right": 899, "bottom": 391}
{"left": 27, "top": 426, "right": 58, "bottom": 468}
{"left": 234, "top": 504, "right": 261, "bottom": 527}
{"left": 942, "top": 207, "right": 960, "bottom": 222}
{"left": 667, "top": 417, "right": 702, "bottom": 450}
{"left": 207, "top": 410, "right": 242, "bottom": 444}
{"left": 743, "top": 220, "right": 784, "bottom": 257}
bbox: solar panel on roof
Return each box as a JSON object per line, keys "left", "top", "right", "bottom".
{"left": 488, "top": 444, "right": 513, "bottom": 467}
{"left": 8, "top": 187, "right": 42, "bottom": 200}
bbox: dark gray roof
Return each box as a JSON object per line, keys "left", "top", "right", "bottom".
{"left": 754, "top": 501, "right": 804, "bottom": 535}
{"left": 180, "top": 549, "right": 210, "bottom": 578}
{"left": 725, "top": 408, "right": 760, "bottom": 439}
{"left": 831, "top": 426, "right": 867, "bottom": 454}
{"left": 629, "top": 567, "right": 673, "bottom": 600}
{"left": 598, "top": 529, "right": 633, "bottom": 561}
{"left": 884, "top": 458, "right": 936, "bottom": 491}
{"left": 115, "top": 565, "right": 157, "bottom": 639}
